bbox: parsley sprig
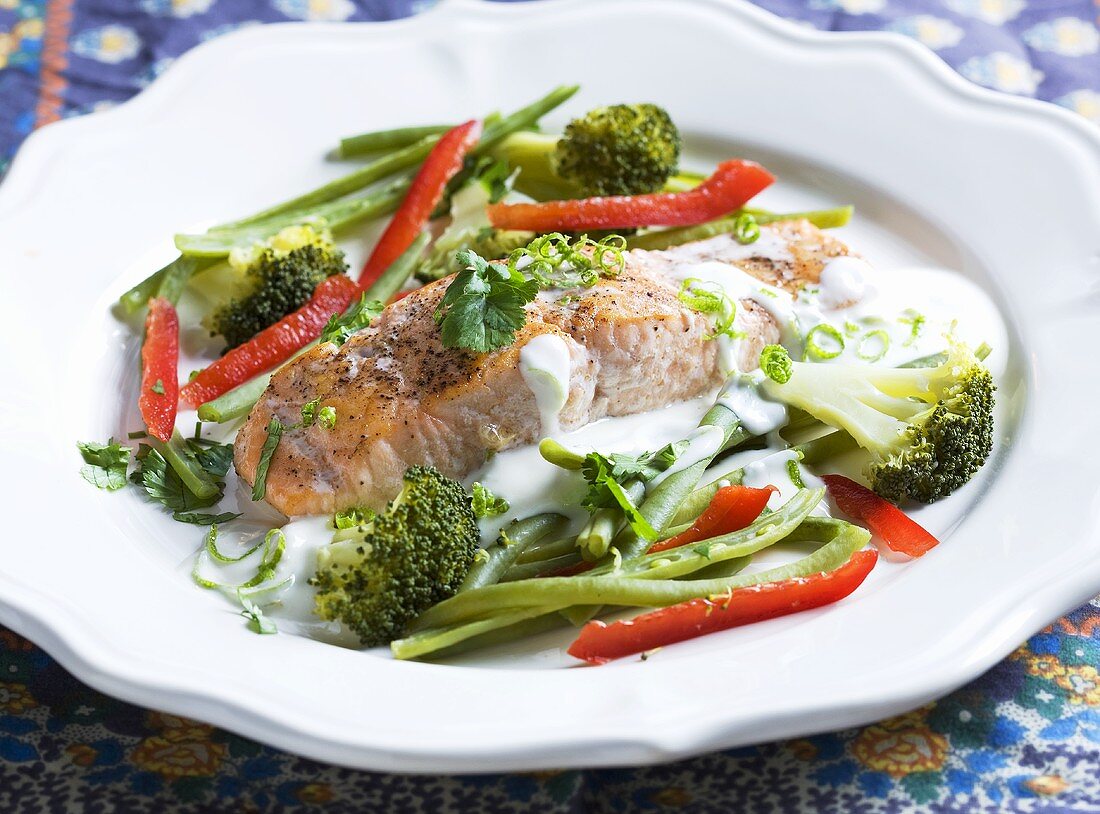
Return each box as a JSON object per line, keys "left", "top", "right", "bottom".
{"left": 435, "top": 249, "right": 539, "bottom": 353}
{"left": 77, "top": 440, "right": 132, "bottom": 491}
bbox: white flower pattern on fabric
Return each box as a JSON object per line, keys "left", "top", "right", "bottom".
{"left": 942, "top": 0, "right": 1025, "bottom": 25}
{"left": 887, "top": 15, "right": 965, "bottom": 50}
{"left": 272, "top": 0, "right": 355, "bottom": 22}
{"left": 138, "top": 0, "right": 216, "bottom": 19}
{"left": 959, "top": 51, "right": 1044, "bottom": 96}
{"left": 1054, "top": 90, "right": 1100, "bottom": 124}
{"left": 70, "top": 25, "right": 142, "bottom": 64}
{"left": 807, "top": 0, "right": 886, "bottom": 14}
{"left": 1022, "top": 18, "right": 1099, "bottom": 57}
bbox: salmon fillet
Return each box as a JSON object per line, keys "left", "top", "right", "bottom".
{"left": 234, "top": 220, "right": 851, "bottom": 516}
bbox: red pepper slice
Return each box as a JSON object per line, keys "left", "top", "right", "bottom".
{"left": 487, "top": 159, "right": 775, "bottom": 232}
{"left": 357, "top": 120, "right": 482, "bottom": 293}
{"left": 648, "top": 485, "right": 776, "bottom": 555}
{"left": 822, "top": 474, "right": 940, "bottom": 557}
{"left": 567, "top": 549, "right": 878, "bottom": 664}
{"left": 180, "top": 275, "right": 358, "bottom": 408}
{"left": 139, "top": 297, "right": 180, "bottom": 442}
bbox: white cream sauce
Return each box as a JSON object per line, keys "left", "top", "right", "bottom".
{"left": 649, "top": 424, "right": 726, "bottom": 488}
{"left": 519, "top": 333, "right": 572, "bottom": 438}
{"left": 716, "top": 373, "right": 789, "bottom": 435}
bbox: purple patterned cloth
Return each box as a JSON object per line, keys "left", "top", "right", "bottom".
{"left": 0, "top": 1, "right": 1098, "bottom": 810}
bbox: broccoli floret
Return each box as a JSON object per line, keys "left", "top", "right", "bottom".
{"left": 201, "top": 224, "right": 348, "bottom": 348}
{"left": 759, "top": 340, "right": 995, "bottom": 503}
{"left": 310, "top": 466, "right": 480, "bottom": 646}
{"left": 491, "top": 103, "right": 683, "bottom": 199}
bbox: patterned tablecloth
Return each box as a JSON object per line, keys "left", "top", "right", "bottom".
{"left": 1, "top": 0, "right": 1098, "bottom": 810}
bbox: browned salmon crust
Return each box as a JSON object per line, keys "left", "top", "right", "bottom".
{"left": 234, "top": 220, "right": 851, "bottom": 516}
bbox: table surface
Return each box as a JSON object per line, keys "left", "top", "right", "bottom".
{"left": 1, "top": 0, "right": 1099, "bottom": 810}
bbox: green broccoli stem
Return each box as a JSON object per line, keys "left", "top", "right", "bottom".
{"left": 394, "top": 509, "right": 863, "bottom": 660}
{"left": 626, "top": 206, "right": 854, "bottom": 252}
{"left": 196, "top": 232, "right": 430, "bottom": 424}
{"left": 152, "top": 431, "right": 221, "bottom": 500}
{"left": 493, "top": 130, "right": 706, "bottom": 202}
{"left": 460, "top": 513, "right": 569, "bottom": 592}
{"left": 336, "top": 125, "right": 451, "bottom": 159}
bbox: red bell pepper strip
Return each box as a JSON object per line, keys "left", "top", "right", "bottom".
{"left": 648, "top": 485, "right": 776, "bottom": 555}
{"left": 180, "top": 275, "right": 358, "bottom": 408}
{"left": 487, "top": 159, "right": 775, "bottom": 232}
{"left": 357, "top": 119, "right": 482, "bottom": 293}
{"left": 139, "top": 297, "right": 180, "bottom": 443}
{"left": 567, "top": 548, "right": 878, "bottom": 664}
{"left": 822, "top": 474, "right": 940, "bottom": 557}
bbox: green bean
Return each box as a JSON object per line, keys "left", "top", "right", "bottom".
{"left": 176, "top": 180, "right": 410, "bottom": 258}
{"left": 681, "top": 555, "right": 751, "bottom": 581}
{"left": 422, "top": 611, "right": 568, "bottom": 660}
{"left": 501, "top": 552, "right": 582, "bottom": 582}
{"left": 460, "top": 513, "right": 569, "bottom": 592}
{"left": 197, "top": 376, "right": 268, "bottom": 424}
{"left": 119, "top": 255, "right": 218, "bottom": 315}
{"left": 409, "top": 487, "right": 820, "bottom": 631}
{"left": 626, "top": 206, "right": 854, "bottom": 252}
{"left": 515, "top": 535, "right": 578, "bottom": 564}
{"left": 337, "top": 125, "right": 451, "bottom": 159}
{"left": 537, "top": 438, "right": 584, "bottom": 470}
{"left": 394, "top": 513, "right": 867, "bottom": 660}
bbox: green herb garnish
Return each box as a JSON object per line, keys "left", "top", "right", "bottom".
{"left": 435, "top": 249, "right": 539, "bottom": 353}
{"left": 320, "top": 293, "right": 384, "bottom": 347}
{"left": 77, "top": 440, "right": 132, "bottom": 491}
{"left": 760, "top": 344, "right": 793, "bottom": 384}
{"left": 252, "top": 417, "right": 284, "bottom": 501}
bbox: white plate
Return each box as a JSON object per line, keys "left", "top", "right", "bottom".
{"left": 1, "top": 0, "right": 1099, "bottom": 773}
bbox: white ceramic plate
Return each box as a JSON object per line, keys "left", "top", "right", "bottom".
{"left": 1, "top": 0, "right": 1099, "bottom": 773}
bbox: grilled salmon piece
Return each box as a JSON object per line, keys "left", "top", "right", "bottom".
{"left": 234, "top": 221, "right": 851, "bottom": 516}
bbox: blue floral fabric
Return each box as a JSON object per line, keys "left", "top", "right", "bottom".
{"left": 1, "top": 0, "right": 1098, "bottom": 810}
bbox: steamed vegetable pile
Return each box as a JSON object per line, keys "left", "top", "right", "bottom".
{"left": 80, "top": 86, "right": 996, "bottom": 663}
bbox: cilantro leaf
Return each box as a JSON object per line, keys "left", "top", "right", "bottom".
{"left": 77, "top": 440, "right": 132, "bottom": 491}
{"left": 471, "top": 482, "right": 510, "bottom": 519}
{"left": 579, "top": 443, "right": 684, "bottom": 510}
{"left": 320, "top": 293, "right": 384, "bottom": 347}
{"left": 185, "top": 439, "right": 234, "bottom": 478}
{"left": 435, "top": 249, "right": 538, "bottom": 353}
